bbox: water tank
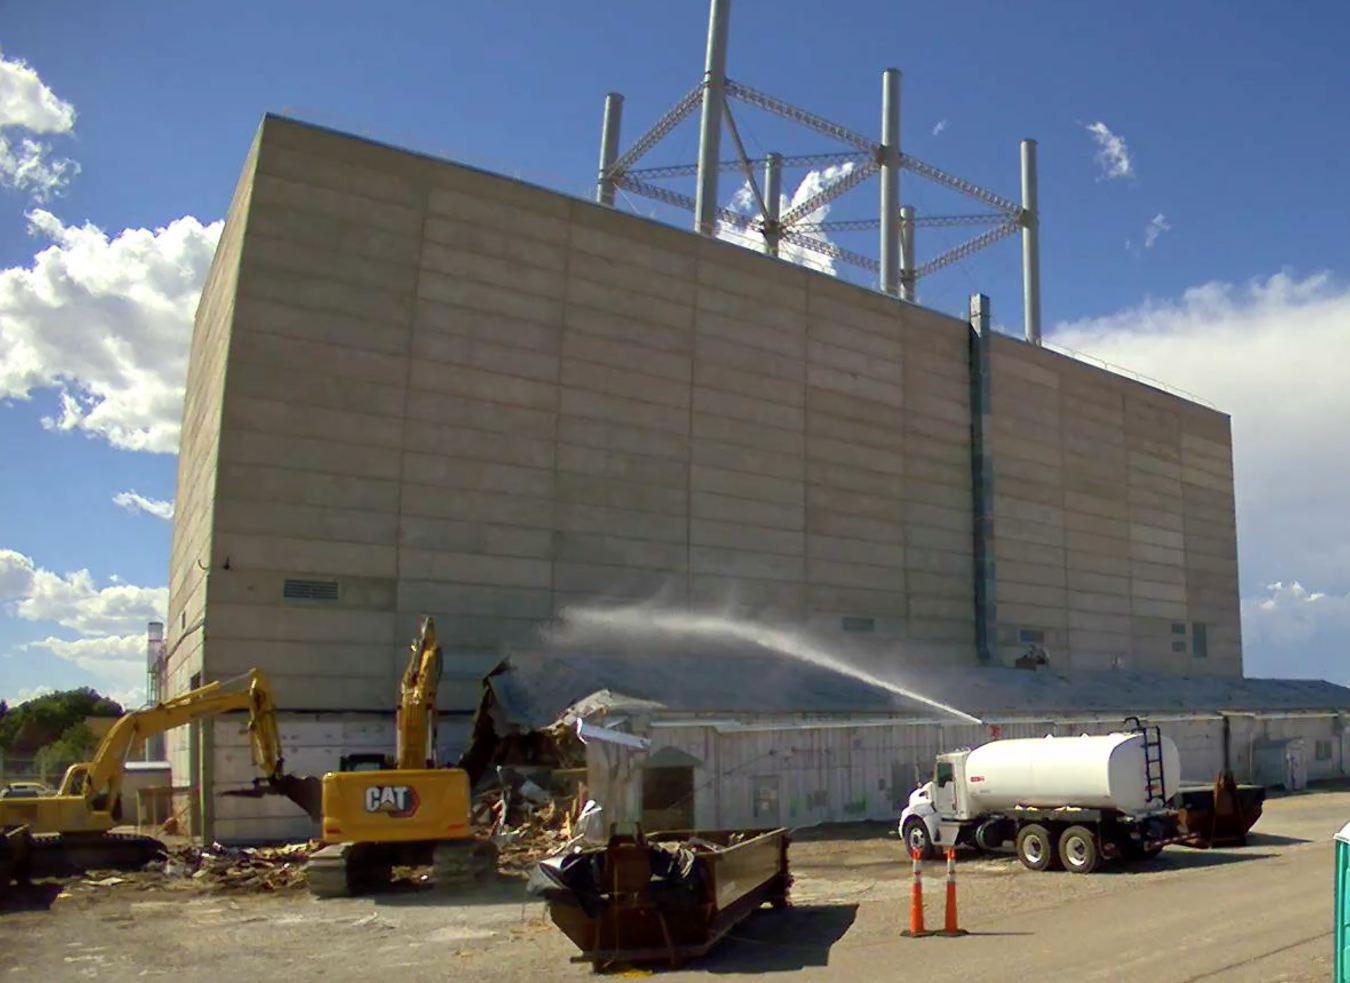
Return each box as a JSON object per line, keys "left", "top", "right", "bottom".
{"left": 964, "top": 732, "right": 1181, "bottom": 815}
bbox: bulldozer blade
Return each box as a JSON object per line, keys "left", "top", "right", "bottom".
{"left": 220, "top": 775, "right": 324, "bottom": 823}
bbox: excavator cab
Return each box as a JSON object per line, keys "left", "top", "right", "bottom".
{"left": 340, "top": 753, "right": 394, "bottom": 773}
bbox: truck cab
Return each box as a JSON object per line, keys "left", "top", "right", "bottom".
{"left": 898, "top": 749, "right": 972, "bottom": 858}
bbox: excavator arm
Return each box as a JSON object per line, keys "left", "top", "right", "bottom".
{"left": 59, "top": 668, "right": 321, "bottom": 822}
{"left": 395, "top": 617, "right": 443, "bottom": 770}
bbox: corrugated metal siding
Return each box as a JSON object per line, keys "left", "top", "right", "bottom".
{"left": 632, "top": 711, "right": 1349, "bottom": 828}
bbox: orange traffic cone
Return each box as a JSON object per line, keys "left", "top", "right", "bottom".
{"left": 938, "top": 847, "right": 968, "bottom": 937}
{"left": 900, "top": 848, "right": 930, "bottom": 937}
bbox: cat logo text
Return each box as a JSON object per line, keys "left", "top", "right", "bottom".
{"left": 364, "top": 785, "right": 420, "bottom": 818}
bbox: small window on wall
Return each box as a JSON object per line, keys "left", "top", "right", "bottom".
{"left": 841, "top": 616, "right": 875, "bottom": 633}
{"left": 1171, "top": 641, "right": 1187, "bottom": 654}
{"left": 1192, "top": 622, "right": 1208, "bottom": 658}
{"left": 1018, "top": 629, "right": 1046, "bottom": 645}
{"left": 1316, "top": 740, "right": 1334, "bottom": 762}
{"left": 1171, "top": 623, "right": 1187, "bottom": 635}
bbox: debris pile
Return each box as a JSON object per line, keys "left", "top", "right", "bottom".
{"left": 156, "top": 841, "right": 317, "bottom": 891}
{"left": 473, "top": 773, "right": 599, "bottom": 874}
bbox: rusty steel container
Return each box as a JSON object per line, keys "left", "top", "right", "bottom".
{"left": 1177, "top": 772, "right": 1266, "bottom": 846}
{"left": 531, "top": 827, "right": 791, "bottom": 969}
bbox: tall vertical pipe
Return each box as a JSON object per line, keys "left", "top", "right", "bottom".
{"left": 596, "top": 93, "right": 624, "bottom": 206}
{"left": 1020, "top": 138, "right": 1042, "bottom": 345}
{"left": 899, "top": 204, "right": 916, "bottom": 301}
{"left": 694, "top": 0, "right": 732, "bottom": 236}
{"left": 763, "top": 151, "right": 782, "bottom": 257}
{"left": 879, "top": 68, "right": 901, "bottom": 295}
{"left": 968, "top": 293, "right": 997, "bottom": 665}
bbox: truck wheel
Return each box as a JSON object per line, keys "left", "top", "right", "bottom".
{"left": 975, "top": 819, "right": 1010, "bottom": 852}
{"left": 901, "top": 818, "right": 935, "bottom": 861}
{"left": 1015, "top": 824, "right": 1059, "bottom": 871}
{"left": 1058, "top": 825, "right": 1100, "bottom": 874}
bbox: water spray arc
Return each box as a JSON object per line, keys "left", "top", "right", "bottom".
{"left": 557, "top": 607, "right": 984, "bottom": 726}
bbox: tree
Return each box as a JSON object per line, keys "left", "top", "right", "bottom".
{"left": 0, "top": 689, "right": 125, "bottom": 754}
{"left": 34, "top": 722, "right": 99, "bottom": 781}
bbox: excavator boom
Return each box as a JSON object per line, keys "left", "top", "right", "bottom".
{"left": 394, "top": 617, "right": 443, "bottom": 770}
{"left": 1, "top": 667, "right": 321, "bottom": 880}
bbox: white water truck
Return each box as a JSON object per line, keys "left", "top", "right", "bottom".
{"left": 898, "top": 719, "right": 1189, "bottom": 873}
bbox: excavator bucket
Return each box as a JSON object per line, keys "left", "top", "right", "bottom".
{"left": 221, "top": 774, "right": 324, "bottom": 824}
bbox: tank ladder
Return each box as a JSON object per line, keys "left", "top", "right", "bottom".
{"left": 1124, "top": 716, "right": 1167, "bottom": 809}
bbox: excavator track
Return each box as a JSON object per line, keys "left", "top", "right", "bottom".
{"left": 305, "top": 843, "right": 392, "bottom": 899}
{"left": 307, "top": 839, "right": 498, "bottom": 898}
{"left": 431, "top": 839, "right": 498, "bottom": 889}
{"left": 28, "top": 831, "right": 166, "bottom": 879}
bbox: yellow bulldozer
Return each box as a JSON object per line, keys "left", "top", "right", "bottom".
{"left": 305, "top": 617, "right": 497, "bottom": 897}
{"left": 0, "top": 668, "right": 320, "bottom": 887}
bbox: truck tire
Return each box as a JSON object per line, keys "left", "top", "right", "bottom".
{"left": 975, "top": 819, "right": 1011, "bottom": 852}
{"left": 1015, "top": 824, "right": 1059, "bottom": 872}
{"left": 901, "top": 818, "right": 935, "bottom": 861}
{"left": 1057, "top": 825, "right": 1100, "bottom": 874}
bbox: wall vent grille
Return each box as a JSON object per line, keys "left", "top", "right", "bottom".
{"left": 283, "top": 579, "right": 340, "bottom": 601}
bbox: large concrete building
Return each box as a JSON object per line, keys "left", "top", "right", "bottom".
{"left": 165, "top": 115, "right": 1243, "bottom": 840}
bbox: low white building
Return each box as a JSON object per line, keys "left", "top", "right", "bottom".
{"left": 475, "top": 647, "right": 1350, "bottom": 831}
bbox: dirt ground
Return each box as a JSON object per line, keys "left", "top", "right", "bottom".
{"left": 3, "top": 788, "right": 1345, "bottom": 983}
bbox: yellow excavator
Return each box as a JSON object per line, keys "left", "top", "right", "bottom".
{"left": 305, "top": 617, "right": 497, "bottom": 897}
{"left": 0, "top": 668, "right": 321, "bottom": 883}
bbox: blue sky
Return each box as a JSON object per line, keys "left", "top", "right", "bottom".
{"left": 1, "top": 1, "right": 1347, "bottom": 705}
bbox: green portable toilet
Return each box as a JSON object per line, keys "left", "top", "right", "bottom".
{"left": 1337, "top": 820, "right": 1350, "bottom": 982}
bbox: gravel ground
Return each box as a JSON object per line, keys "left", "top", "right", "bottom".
{"left": 3, "top": 787, "right": 1344, "bottom": 983}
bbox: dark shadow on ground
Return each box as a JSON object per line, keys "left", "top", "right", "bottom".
{"left": 964, "top": 847, "right": 1275, "bottom": 875}
{"left": 692, "top": 903, "right": 859, "bottom": 974}
{"left": 0, "top": 880, "right": 64, "bottom": 913}
{"left": 1098, "top": 849, "right": 1276, "bottom": 874}
{"left": 368, "top": 871, "right": 537, "bottom": 908}
{"left": 1244, "top": 831, "right": 1312, "bottom": 846}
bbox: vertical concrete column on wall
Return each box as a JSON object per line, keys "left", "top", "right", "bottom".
{"left": 968, "top": 293, "right": 997, "bottom": 665}
{"left": 596, "top": 92, "right": 624, "bottom": 206}
{"left": 199, "top": 718, "right": 215, "bottom": 841}
{"left": 694, "top": 0, "right": 732, "bottom": 236}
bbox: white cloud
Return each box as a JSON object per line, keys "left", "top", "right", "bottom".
{"left": 0, "top": 48, "right": 75, "bottom": 132}
{"left": 1242, "top": 582, "right": 1350, "bottom": 683}
{"left": 0, "top": 47, "right": 78, "bottom": 202}
{"left": 113, "top": 491, "right": 174, "bottom": 520}
{"left": 1050, "top": 271, "right": 1350, "bottom": 679}
{"left": 1143, "top": 213, "right": 1171, "bottom": 249}
{"left": 932, "top": 119, "right": 948, "bottom": 137}
{"left": 0, "top": 548, "right": 167, "bottom": 637}
{"left": 1086, "top": 121, "right": 1132, "bottom": 180}
{"left": 0, "top": 548, "right": 161, "bottom": 703}
{"left": 0, "top": 209, "right": 222, "bottom": 453}
{"left": 716, "top": 163, "right": 857, "bottom": 276}
{"left": 27, "top": 634, "right": 147, "bottom": 704}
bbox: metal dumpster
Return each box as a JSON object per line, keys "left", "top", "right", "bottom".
{"left": 1177, "top": 771, "right": 1266, "bottom": 847}
{"left": 529, "top": 827, "right": 792, "bottom": 969}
